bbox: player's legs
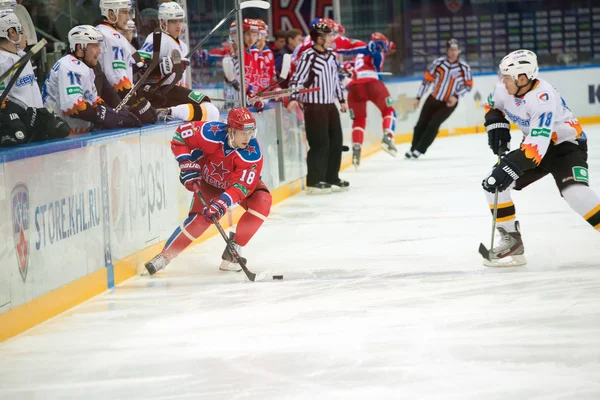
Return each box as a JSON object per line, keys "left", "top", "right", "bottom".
{"left": 145, "top": 182, "right": 223, "bottom": 274}
{"left": 326, "top": 103, "right": 347, "bottom": 190}
{"left": 550, "top": 139, "right": 600, "bottom": 233}
{"left": 413, "top": 100, "right": 456, "bottom": 155}
{"left": 304, "top": 103, "right": 332, "bottom": 193}
{"left": 482, "top": 166, "right": 549, "bottom": 266}
{"left": 347, "top": 85, "right": 367, "bottom": 167}
{"left": 161, "top": 86, "right": 218, "bottom": 122}
{"left": 409, "top": 95, "right": 438, "bottom": 158}
{"left": 369, "top": 80, "right": 397, "bottom": 156}
{"left": 219, "top": 183, "right": 272, "bottom": 271}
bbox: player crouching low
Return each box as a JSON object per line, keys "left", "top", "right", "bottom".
{"left": 145, "top": 107, "right": 272, "bottom": 275}
{"left": 481, "top": 49, "right": 600, "bottom": 266}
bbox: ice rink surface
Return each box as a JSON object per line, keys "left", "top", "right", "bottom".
{"left": 1, "top": 131, "right": 600, "bottom": 400}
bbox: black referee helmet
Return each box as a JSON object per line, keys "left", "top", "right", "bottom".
{"left": 446, "top": 38, "right": 459, "bottom": 50}
{"left": 310, "top": 22, "right": 332, "bottom": 42}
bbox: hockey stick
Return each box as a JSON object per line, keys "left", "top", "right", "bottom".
{"left": 212, "top": 87, "right": 320, "bottom": 103}
{"left": 0, "top": 39, "right": 46, "bottom": 106}
{"left": 13, "top": 5, "right": 38, "bottom": 45}
{"left": 195, "top": 189, "right": 272, "bottom": 282}
{"left": 157, "top": 49, "right": 183, "bottom": 96}
{"left": 185, "top": 0, "right": 270, "bottom": 59}
{"left": 478, "top": 149, "right": 507, "bottom": 261}
{"left": 116, "top": 30, "right": 162, "bottom": 112}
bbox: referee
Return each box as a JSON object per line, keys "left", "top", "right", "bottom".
{"left": 406, "top": 39, "right": 473, "bottom": 159}
{"left": 287, "top": 22, "right": 348, "bottom": 195}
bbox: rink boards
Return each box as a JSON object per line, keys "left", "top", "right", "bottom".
{"left": 1, "top": 65, "right": 600, "bottom": 342}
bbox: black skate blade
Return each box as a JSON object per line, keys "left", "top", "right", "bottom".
{"left": 478, "top": 243, "right": 492, "bottom": 261}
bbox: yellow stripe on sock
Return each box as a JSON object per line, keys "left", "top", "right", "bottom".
{"left": 188, "top": 103, "right": 195, "bottom": 120}
{"left": 496, "top": 215, "right": 516, "bottom": 222}
{"left": 490, "top": 201, "right": 514, "bottom": 209}
{"left": 594, "top": 222, "right": 600, "bottom": 231}
{"left": 583, "top": 203, "right": 600, "bottom": 221}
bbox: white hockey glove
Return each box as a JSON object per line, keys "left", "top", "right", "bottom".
{"left": 159, "top": 56, "right": 174, "bottom": 76}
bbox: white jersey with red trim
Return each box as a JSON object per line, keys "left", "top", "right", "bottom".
{"left": 485, "top": 78, "right": 583, "bottom": 165}
{"left": 42, "top": 54, "right": 101, "bottom": 135}
{"left": 96, "top": 22, "right": 135, "bottom": 93}
{"left": 139, "top": 32, "right": 189, "bottom": 88}
{"left": 0, "top": 49, "right": 43, "bottom": 109}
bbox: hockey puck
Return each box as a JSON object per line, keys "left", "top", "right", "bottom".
{"left": 273, "top": 275, "right": 283, "bottom": 280}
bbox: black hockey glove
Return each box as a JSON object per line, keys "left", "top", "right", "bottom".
{"left": 484, "top": 109, "right": 511, "bottom": 155}
{"left": 130, "top": 97, "right": 158, "bottom": 125}
{"left": 95, "top": 105, "right": 142, "bottom": 130}
{"left": 0, "top": 110, "right": 28, "bottom": 146}
{"left": 22, "top": 107, "right": 70, "bottom": 140}
{"left": 140, "top": 84, "right": 167, "bottom": 107}
{"left": 482, "top": 156, "right": 523, "bottom": 193}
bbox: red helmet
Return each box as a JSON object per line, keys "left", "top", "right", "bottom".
{"left": 335, "top": 23, "right": 345, "bottom": 36}
{"left": 370, "top": 32, "right": 389, "bottom": 44}
{"left": 227, "top": 107, "right": 256, "bottom": 131}
{"left": 320, "top": 18, "right": 336, "bottom": 30}
{"left": 256, "top": 19, "right": 267, "bottom": 35}
{"left": 243, "top": 18, "right": 260, "bottom": 33}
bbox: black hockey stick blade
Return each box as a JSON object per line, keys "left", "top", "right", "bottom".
{"left": 478, "top": 242, "right": 491, "bottom": 260}
{"left": 195, "top": 189, "right": 263, "bottom": 281}
{"left": 158, "top": 49, "right": 183, "bottom": 96}
{"left": 0, "top": 39, "right": 47, "bottom": 106}
{"left": 115, "top": 30, "right": 162, "bottom": 112}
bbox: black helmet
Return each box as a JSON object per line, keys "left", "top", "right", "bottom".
{"left": 310, "top": 22, "right": 332, "bottom": 42}
{"left": 446, "top": 38, "right": 459, "bottom": 50}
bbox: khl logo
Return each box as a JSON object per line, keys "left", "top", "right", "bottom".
{"left": 589, "top": 85, "right": 600, "bottom": 104}
{"left": 11, "top": 183, "right": 30, "bottom": 281}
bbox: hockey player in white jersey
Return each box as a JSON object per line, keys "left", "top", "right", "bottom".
{"left": 96, "top": 0, "right": 160, "bottom": 125}
{"left": 43, "top": 25, "right": 142, "bottom": 135}
{"left": 137, "top": 1, "right": 216, "bottom": 122}
{"left": 481, "top": 49, "right": 600, "bottom": 266}
{"left": 0, "top": 12, "right": 69, "bottom": 145}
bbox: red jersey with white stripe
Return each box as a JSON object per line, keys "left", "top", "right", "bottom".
{"left": 172, "top": 121, "right": 263, "bottom": 206}
{"left": 257, "top": 46, "right": 277, "bottom": 92}
{"left": 346, "top": 52, "right": 386, "bottom": 86}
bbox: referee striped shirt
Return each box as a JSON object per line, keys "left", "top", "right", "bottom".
{"left": 289, "top": 47, "right": 345, "bottom": 104}
{"left": 417, "top": 56, "right": 473, "bottom": 101}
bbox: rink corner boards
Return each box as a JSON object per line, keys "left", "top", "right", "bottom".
{"left": 3, "top": 117, "right": 600, "bottom": 343}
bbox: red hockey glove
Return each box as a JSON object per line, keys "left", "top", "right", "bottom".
{"left": 202, "top": 195, "right": 228, "bottom": 221}
{"left": 179, "top": 161, "right": 203, "bottom": 191}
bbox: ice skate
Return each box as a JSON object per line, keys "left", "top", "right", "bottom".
{"left": 329, "top": 179, "right": 350, "bottom": 192}
{"left": 352, "top": 143, "right": 361, "bottom": 168}
{"left": 381, "top": 133, "right": 398, "bottom": 157}
{"left": 145, "top": 253, "right": 169, "bottom": 275}
{"left": 156, "top": 107, "right": 173, "bottom": 122}
{"left": 306, "top": 182, "right": 332, "bottom": 195}
{"left": 219, "top": 232, "right": 245, "bottom": 272}
{"left": 483, "top": 221, "right": 527, "bottom": 267}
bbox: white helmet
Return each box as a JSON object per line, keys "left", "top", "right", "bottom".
{"left": 68, "top": 25, "right": 104, "bottom": 52}
{"left": 0, "top": 0, "right": 16, "bottom": 11}
{"left": 0, "top": 12, "right": 22, "bottom": 41}
{"left": 499, "top": 49, "right": 538, "bottom": 81}
{"left": 100, "top": 0, "right": 133, "bottom": 20}
{"left": 158, "top": 2, "right": 185, "bottom": 28}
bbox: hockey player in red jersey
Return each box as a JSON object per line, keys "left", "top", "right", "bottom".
{"left": 346, "top": 33, "right": 398, "bottom": 167}
{"left": 145, "top": 107, "right": 272, "bottom": 275}
{"left": 224, "top": 19, "right": 261, "bottom": 97}
{"left": 255, "top": 19, "right": 278, "bottom": 93}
